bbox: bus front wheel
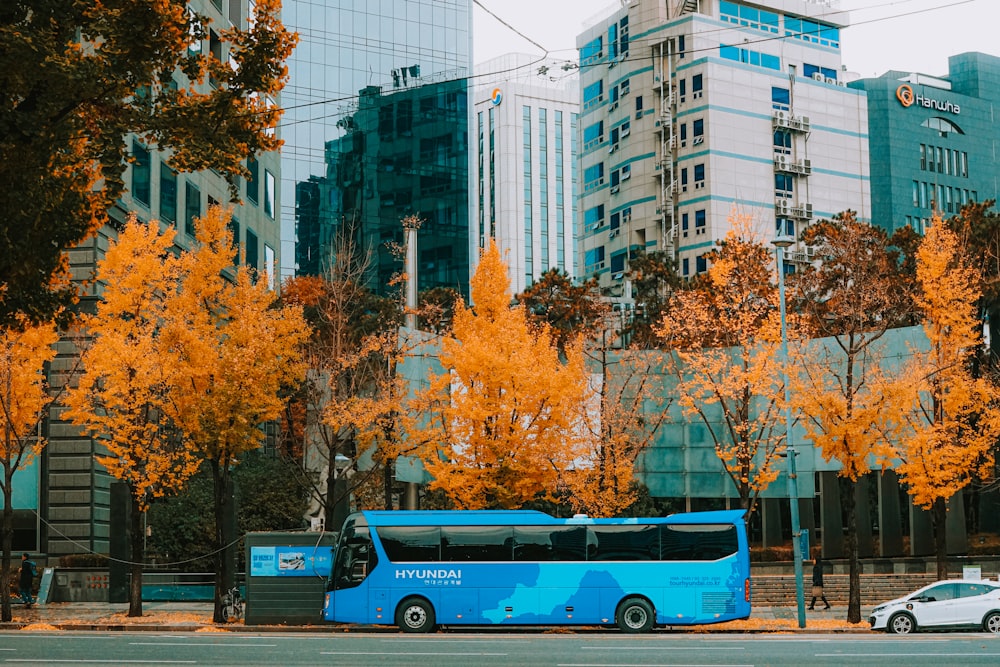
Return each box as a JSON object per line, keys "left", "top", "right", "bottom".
{"left": 396, "top": 597, "right": 436, "bottom": 633}
{"left": 616, "top": 596, "right": 655, "bottom": 633}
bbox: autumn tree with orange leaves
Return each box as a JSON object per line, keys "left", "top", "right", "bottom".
{"left": 0, "top": 0, "right": 296, "bottom": 329}
{"left": 63, "top": 218, "right": 200, "bottom": 617}
{"left": 792, "top": 212, "right": 913, "bottom": 623}
{"left": 568, "top": 346, "right": 671, "bottom": 517}
{"left": 162, "top": 207, "right": 310, "bottom": 623}
{"left": 655, "top": 213, "right": 792, "bottom": 517}
{"left": 0, "top": 317, "right": 58, "bottom": 622}
{"left": 893, "top": 216, "right": 1000, "bottom": 580}
{"left": 407, "top": 240, "right": 589, "bottom": 509}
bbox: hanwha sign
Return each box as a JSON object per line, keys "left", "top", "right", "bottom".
{"left": 491, "top": 87, "right": 502, "bottom": 105}
{"left": 896, "top": 84, "right": 915, "bottom": 107}
{"left": 895, "top": 83, "right": 960, "bottom": 114}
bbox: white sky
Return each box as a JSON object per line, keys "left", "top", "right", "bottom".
{"left": 473, "top": 0, "right": 999, "bottom": 80}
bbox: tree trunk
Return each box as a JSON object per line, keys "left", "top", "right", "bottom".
{"left": 840, "top": 476, "right": 862, "bottom": 624}
{"left": 210, "top": 460, "right": 233, "bottom": 624}
{"left": 128, "top": 492, "right": 144, "bottom": 617}
{"left": 2, "top": 468, "right": 13, "bottom": 623}
{"left": 932, "top": 497, "right": 949, "bottom": 581}
{"left": 383, "top": 459, "right": 394, "bottom": 511}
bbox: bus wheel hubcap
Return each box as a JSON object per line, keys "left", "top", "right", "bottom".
{"left": 626, "top": 608, "right": 647, "bottom": 628}
{"left": 406, "top": 607, "right": 426, "bottom": 628}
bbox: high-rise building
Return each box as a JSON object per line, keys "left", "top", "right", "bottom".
{"left": 473, "top": 54, "right": 579, "bottom": 294}
{"left": 283, "top": 0, "right": 473, "bottom": 298}
{"left": 25, "top": 0, "right": 282, "bottom": 558}
{"left": 850, "top": 52, "right": 1000, "bottom": 236}
{"left": 576, "top": 0, "right": 869, "bottom": 297}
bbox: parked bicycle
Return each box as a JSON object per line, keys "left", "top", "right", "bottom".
{"left": 220, "top": 585, "right": 244, "bottom": 622}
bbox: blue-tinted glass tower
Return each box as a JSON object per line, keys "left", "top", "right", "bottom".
{"left": 282, "top": 1, "right": 472, "bottom": 297}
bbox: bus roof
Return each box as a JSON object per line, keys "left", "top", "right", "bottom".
{"left": 347, "top": 509, "right": 745, "bottom": 528}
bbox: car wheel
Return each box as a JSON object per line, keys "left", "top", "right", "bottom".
{"left": 983, "top": 611, "right": 1000, "bottom": 633}
{"left": 617, "top": 596, "right": 655, "bottom": 633}
{"left": 888, "top": 612, "right": 916, "bottom": 634}
{"left": 396, "top": 597, "right": 436, "bottom": 633}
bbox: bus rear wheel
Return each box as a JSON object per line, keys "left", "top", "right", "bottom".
{"left": 617, "top": 596, "right": 655, "bottom": 633}
{"left": 396, "top": 597, "right": 436, "bottom": 633}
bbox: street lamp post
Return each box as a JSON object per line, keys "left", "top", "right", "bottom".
{"left": 773, "top": 234, "right": 806, "bottom": 629}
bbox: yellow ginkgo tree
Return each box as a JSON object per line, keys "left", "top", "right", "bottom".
{"left": 163, "top": 206, "right": 310, "bottom": 623}
{"left": 655, "top": 213, "right": 792, "bottom": 516}
{"left": 407, "top": 240, "right": 589, "bottom": 509}
{"left": 894, "top": 216, "right": 1000, "bottom": 580}
{"left": 63, "top": 217, "right": 199, "bottom": 618}
{"left": 0, "top": 316, "right": 58, "bottom": 622}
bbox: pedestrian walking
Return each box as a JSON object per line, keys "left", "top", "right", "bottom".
{"left": 808, "top": 556, "right": 831, "bottom": 610}
{"left": 18, "top": 553, "right": 37, "bottom": 608}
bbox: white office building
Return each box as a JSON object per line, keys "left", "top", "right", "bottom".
{"left": 576, "top": 0, "right": 870, "bottom": 293}
{"left": 473, "top": 54, "right": 580, "bottom": 295}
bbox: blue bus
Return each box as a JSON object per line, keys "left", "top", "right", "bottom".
{"left": 322, "top": 509, "right": 750, "bottom": 632}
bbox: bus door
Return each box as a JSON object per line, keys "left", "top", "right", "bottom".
{"left": 329, "top": 533, "right": 377, "bottom": 623}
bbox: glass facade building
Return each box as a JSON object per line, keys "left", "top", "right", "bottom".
{"left": 850, "top": 52, "right": 1000, "bottom": 235}
{"left": 283, "top": 0, "right": 472, "bottom": 297}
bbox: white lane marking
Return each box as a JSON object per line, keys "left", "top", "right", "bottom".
{"left": 815, "top": 653, "right": 1000, "bottom": 657}
{"left": 382, "top": 639, "right": 531, "bottom": 643}
{"left": 558, "top": 664, "right": 754, "bottom": 667}
{"left": 584, "top": 647, "right": 744, "bottom": 652}
{"left": 321, "top": 652, "right": 507, "bottom": 656}
{"left": 5, "top": 661, "right": 197, "bottom": 664}
{"left": 129, "top": 642, "right": 276, "bottom": 647}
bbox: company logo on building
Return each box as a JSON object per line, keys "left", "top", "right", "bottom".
{"left": 896, "top": 84, "right": 960, "bottom": 114}
{"left": 491, "top": 88, "right": 502, "bottom": 105}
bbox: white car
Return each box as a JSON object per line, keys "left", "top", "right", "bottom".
{"left": 869, "top": 579, "right": 1000, "bottom": 634}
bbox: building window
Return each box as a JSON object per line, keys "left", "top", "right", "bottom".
{"left": 184, "top": 182, "right": 200, "bottom": 237}
{"left": 692, "top": 118, "right": 704, "bottom": 138}
{"left": 159, "top": 162, "right": 177, "bottom": 224}
{"left": 682, "top": 257, "right": 690, "bottom": 276}
{"left": 691, "top": 74, "right": 703, "bottom": 99}
{"left": 264, "top": 244, "right": 275, "bottom": 290}
{"left": 774, "top": 130, "right": 791, "bottom": 155}
{"left": 610, "top": 211, "right": 620, "bottom": 231}
{"left": 772, "top": 86, "right": 790, "bottom": 111}
{"left": 247, "top": 157, "right": 259, "bottom": 205}
{"left": 264, "top": 169, "right": 275, "bottom": 218}
{"left": 583, "top": 80, "right": 604, "bottom": 109}
{"left": 583, "top": 121, "right": 604, "bottom": 150}
{"left": 680, "top": 167, "right": 688, "bottom": 188}
{"left": 635, "top": 95, "right": 643, "bottom": 117}
{"left": 776, "top": 217, "right": 794, "bottom": 237}
{"left": 913, "top": 181, "right": 920, "bottom": 207}
{"left": 581, "top": 36, "right": 603, "bottom": 65}
{"left": 584, "top": 163, "right": 604, "bottom": 191}
{"left": 775, "top": 173, "right": 794, "bottom": 197}
{"left": 585, "top": 204, "right": 605, "bottom": 229}
{"left": 680, "top": 123, "right": 687, "bottom": 142}
{"left": 228, "top": 216, "right": 240, "bottom": 250}
{"left": 245, "top": 228, "right": 258, "bottom": 270}
{"left": 695, "top": 208, "right": 706, "bottom": 235}
{"left": 681, "top": 212, "right": 689, "bottom": 238}
{"left": 919, "top": 144, "right": 926, "bottom": 170}
{"left": 696, "top": 254, "right": 707, "bottom": 273}
{"left": 694, "top": 163, "right": 705, "bottom": 188}
{"left": 679, "top": 78, "right": 686, "bottom": 102}
{"left": 678, "top": 35, "right": 685, "bottom": 58}
{"left": 131, "top": 140, "right": 151, "bottom": 207}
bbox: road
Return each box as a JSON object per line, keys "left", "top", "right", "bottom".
{"left": 1, "top": 631, "right": 999, "bottom": 666}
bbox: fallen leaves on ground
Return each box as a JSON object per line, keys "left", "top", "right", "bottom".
{"left": 20, "top": 623, "right": 59, "bottom": 631}
{"left": 686, "top": 617, "right": 868, "bottom": 633}
{"left": 98, "top": 610, "right": 211, "bottom": 625}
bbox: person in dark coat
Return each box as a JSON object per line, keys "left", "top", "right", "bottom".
{"left": 808, "top": 557, "right": 831, "bottom": 610}
{"left": 19, "top": 553, "right": 36, "bottom": 608}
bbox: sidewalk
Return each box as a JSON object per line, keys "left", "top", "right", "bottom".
{"left": 0, "top": 601, "right": 868, "bottom": 633}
